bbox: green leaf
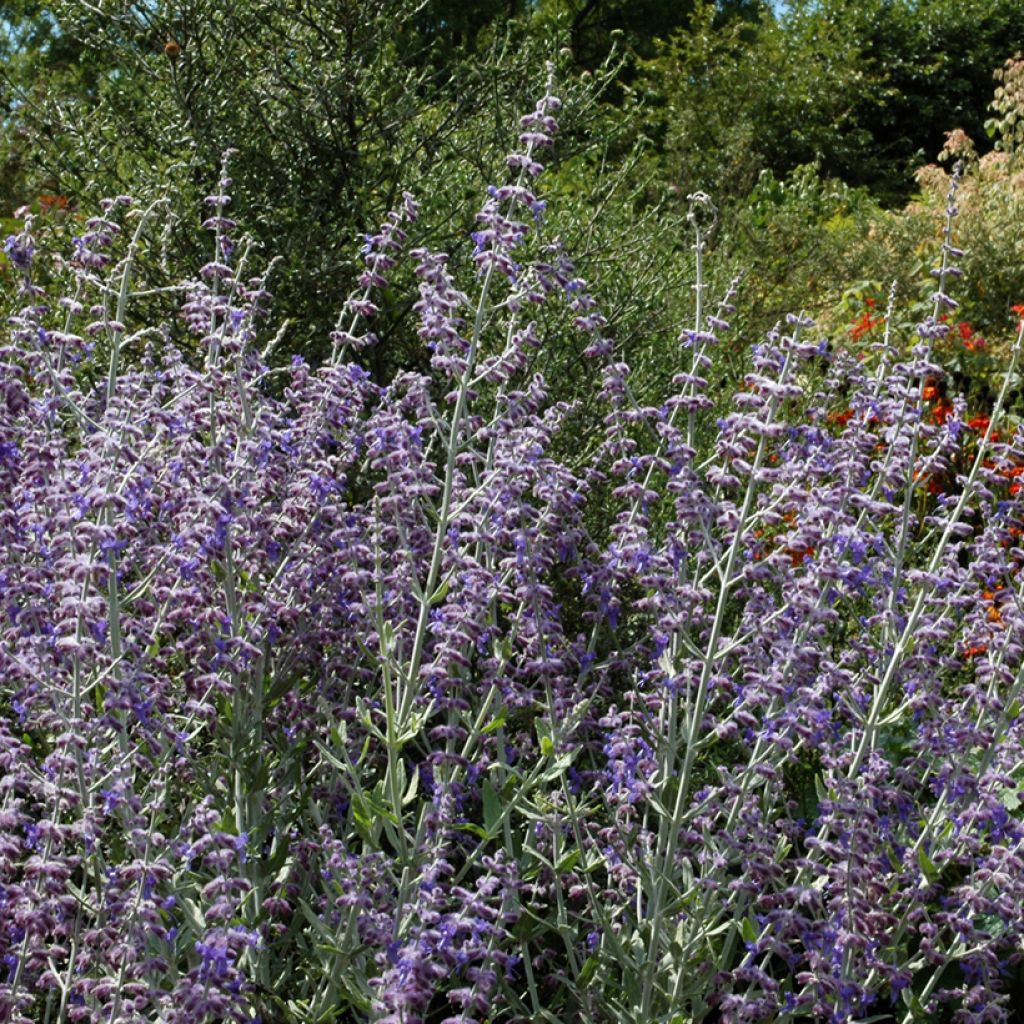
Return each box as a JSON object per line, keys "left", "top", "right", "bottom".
{"left": 577, "top": 955, "right": 599, "bottom": 986}
{"left": 480, "top": 709, "right": 507, "bottom": 735}
{"left": 180, "top": 896, "right": 206, "bottom": 933}
{"left": 536, "top": 718, "right": 554, "bottom": 757}
{"left": 429, "top": 575, "right": 451, "bottom": 605}
{"left": 351, "top": 790, "right": 397, "bottom": 830}
{"left": 740, "top": 916, "right": 758, "bottom": 945}
{"left": 368, "top": 782, "right": 399, "bottom": 824}
{"left": 901, "top": 987, "right": 925, "bottom": 1016}
{"left": 541, "top": 748, "right": 578, "bottom": 781}
{"left": 397, "top": 709, "right": 428, "bottom": 745}
{"left": 217, "top": 814, "right": 239, "bottom": 836}
{"left": 297, "top": 899, "right": 336, "bottom": 942}
{"left": 555, "top": 848, "right": 581, "bottom": 873}
{"left": 917, "top": 846, "right": 939, "bottom": 884}
{"left": 403, "top": 764, "right": 419, "bottom": 806}
{"left": 482, "top": 778, "right": 502, "bottom": 834}
{"left": 814, "top": 774, "right": 831, "bottom": 804}
{"left": 512, "top": 914, "right": 541, "bottom": 942}
{"left": 1000, "top": 787, "right": 1021, "bottom": 812}
{"left": 386, "top": 758, "right": 406, "bottom": 807}
{"left": 314, "top": 739, "right": 349, "bottom": 774}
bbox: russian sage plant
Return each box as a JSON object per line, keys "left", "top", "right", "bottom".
{"left": 3, "top": 72, "right": 1024, "bottom": 1024}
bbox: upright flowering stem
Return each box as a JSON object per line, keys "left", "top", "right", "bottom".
{"left": 98, "top": 201, "right": 164, "bottom": 755}
{"left": 850, "top": 167, "right": 966, "bottom": 776}
{"left": 851, "top": 315, "right": 1024, "bottom": 777}
{"left": 395, "top": 91, "right": 557, "bottom": 731}
{"left": 883, "top": 169, "right": 961, "bottom": 651}
{"left": 686, "top": 191, "right": 715, "bottom": 453}
{"left": 657, "top": 329, "right": 800, "bottom": 1015}
{"left": 106, "top": 200, "right": 164, "bottom": 403}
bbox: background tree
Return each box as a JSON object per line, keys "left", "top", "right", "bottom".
{"left": 0, "top": 0, "right": 699, "bottom": 392}
{"left": 788, "top": 0, "right": 1024, "bottom": 203}
{"left": 3, "top": 0, "right": 1024, "bottom": 401}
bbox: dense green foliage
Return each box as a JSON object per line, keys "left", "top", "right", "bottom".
{"left": 2, "top": 0, "right": 1024, "bottom": 397}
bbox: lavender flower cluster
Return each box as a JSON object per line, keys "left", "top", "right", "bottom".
{"left": 3, "top": 74, "right": 1024, "bottom": 1024}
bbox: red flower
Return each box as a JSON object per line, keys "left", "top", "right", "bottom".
{"left": 958, "top": 321, "right": 986, "bottom": 350}
{"left": 914, "top": 470, "right": 945, "bottom": 495}
{"left": 849, "top": 299, "right": 883, "bottom": 341}
{"left": 850, "top": 312, "right": 882, "bottom": 341}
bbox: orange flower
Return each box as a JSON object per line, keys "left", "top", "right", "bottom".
{"left": 785, "top": 545, "right": 814, "bottom": 567}
{"left": 982, "top": 589, "right": 1004, "bottom": 624}
{"left": 37, "top": 193, "right": 68, "bottom": 211}
{"left": 932, "top": 397, "right": 953, "bottom": 425}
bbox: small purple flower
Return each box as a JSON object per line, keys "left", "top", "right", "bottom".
{"left": 3, "top": 232, "right": 33, "bottom": 270}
